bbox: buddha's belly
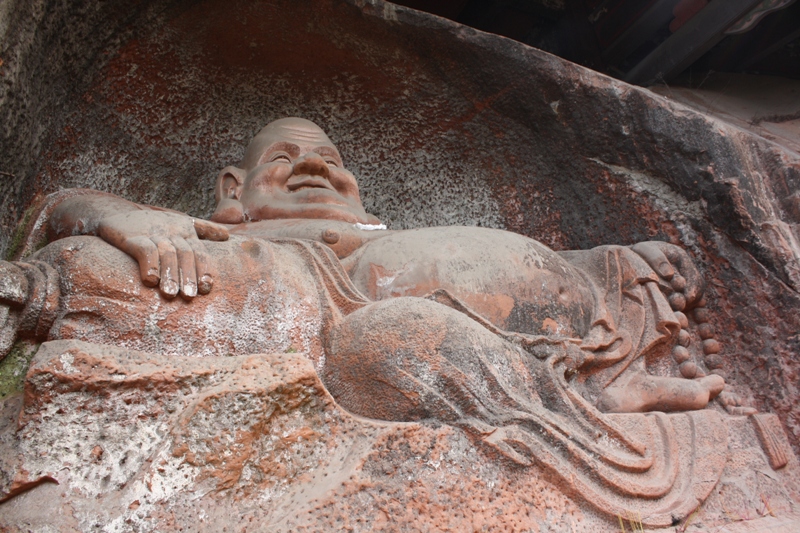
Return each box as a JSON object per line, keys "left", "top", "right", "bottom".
{"left": 345, "top": 227, "right": 596, "bottom": 338}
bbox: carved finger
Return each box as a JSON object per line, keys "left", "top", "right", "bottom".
{"left": 119, "top": 236, "right": 160, "bottom": 288}
{"left": 660, "top": 245, "right": 704, "bottom": 305}
{"left": 171, "top": 236, "right": 198, "bottom": 299}
{"left": 152, "top": 236, "right": 179, "bottom": 298}
{"left": 0, "top": 305, "right": 20, "bottom": 360}
{"left": 187, "top": 237, "right": 214, "bottom": 295}
{"left": 631, "top": 242, "right": 675, "bottom": 280}
{"left": 194, "top": 219, "right": 230, "bottom": 242}
{"left": 97, "top": 216, "right": 129, "bottom": 249}
{"left": 0, "top": 262, "right": 28, "bottom": 305}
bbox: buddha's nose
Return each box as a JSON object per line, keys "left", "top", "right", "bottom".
{"left": 293, "top": 152, "right": 329, "bottom": 178}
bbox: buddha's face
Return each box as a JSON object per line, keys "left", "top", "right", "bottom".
{"left": 221, "top": 118, "right": 379, "bottom": 224}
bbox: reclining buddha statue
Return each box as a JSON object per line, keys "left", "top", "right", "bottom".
{"left": 1, "top": 117, "right": 771, "bottom": 526}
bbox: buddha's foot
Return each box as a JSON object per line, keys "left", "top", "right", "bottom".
{"left": 597, "top": 372, "right": 725, "bottom": 413}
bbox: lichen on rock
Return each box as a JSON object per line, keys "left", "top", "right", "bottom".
{"left": 0, "top": 341, "right": 38, "bottom": 399}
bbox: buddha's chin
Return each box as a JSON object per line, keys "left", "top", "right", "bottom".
{"left": 290, "top": 205, "right": 371, "bottom": 224}
{"left": 295, "top": 188, "right": 356, "bottom": 204}
{"left": 246, "top": 201, "right": 375, "bottom": 225}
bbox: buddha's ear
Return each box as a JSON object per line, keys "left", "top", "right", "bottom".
{"left": 214, "top": 166, "right": 245, "bottom": 203}
{"left": 211, "top": 166, "right": 246, "bottom": 224}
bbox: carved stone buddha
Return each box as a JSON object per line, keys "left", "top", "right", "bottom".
{"left": 3, "top": 117, "right": 787, "bottom": 527}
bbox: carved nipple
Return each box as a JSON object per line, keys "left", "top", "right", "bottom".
{"left": 322, "top": 228, "right": 341, "bottom": 244}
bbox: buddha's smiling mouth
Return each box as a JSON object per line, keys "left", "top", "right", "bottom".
{"left": 287, "top": 176, "right": 334, "bottom": 193}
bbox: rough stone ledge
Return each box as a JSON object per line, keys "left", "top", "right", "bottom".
{"left": 0, "top": 340, "right": 798, "bottom": 532}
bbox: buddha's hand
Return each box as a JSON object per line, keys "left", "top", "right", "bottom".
{"left": 97, "top": 210, "right": 229, "bottom": 299}
{"left": 631, "top": 241, "right": 704, "bottom": 309}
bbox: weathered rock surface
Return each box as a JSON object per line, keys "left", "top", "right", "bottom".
{"left": 0, "top": 340, "right": 798, "bottom": 532}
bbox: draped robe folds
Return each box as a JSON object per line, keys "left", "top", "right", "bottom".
{"left": 28, "top": 235, "right": 724, "bottom": 527}
{"left": 324, "top": 241, "right": 724, "bottom": 526}
{"left": 558, "top": 245, "right": 683, "bottom": 403}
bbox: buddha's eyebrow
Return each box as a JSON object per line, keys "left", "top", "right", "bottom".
{"left": 314, "top": 146, "right": 342, "bottom": 161}
{"left": 258, "top": 142, "right": 299, "bottom": 165}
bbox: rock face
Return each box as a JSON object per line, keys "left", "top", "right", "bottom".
{"left": 1, "top": 340, "right": 798, "bottom": 532}
{"left": 1, "top": 0, "right": 800, "bottom": 530}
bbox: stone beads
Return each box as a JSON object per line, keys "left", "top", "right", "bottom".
{"left": 671, "top": 299, "right": 723, "bottom": 380}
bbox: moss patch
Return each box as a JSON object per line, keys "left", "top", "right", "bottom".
{"left": 5, "top": 205, "right": 36, "bottom": 261}
{"left": 0, "top": 341, "right": 39, "bottom": 398}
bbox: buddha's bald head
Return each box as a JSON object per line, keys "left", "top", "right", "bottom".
{"left": 241, "top": 118, "right": 336, "bottom": 170}
{"left": 213, "top": 117, "right": 380, "bottom": 225}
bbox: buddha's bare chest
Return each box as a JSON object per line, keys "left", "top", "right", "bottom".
{"left": 344, "top": 227, "right": 596, "bottom": 338}
{"left": 235, "top": 222, "right": 597, "bottom": 338}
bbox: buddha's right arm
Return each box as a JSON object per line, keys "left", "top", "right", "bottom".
{"left": 49, "top": 191, "right": 144, "bottom": 240}
{"left": 46, "top": 190, "right": 229, "bottom": 299}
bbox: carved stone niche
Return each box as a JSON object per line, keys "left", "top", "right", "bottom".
{"left": 1, "top": 1, "right": 799, "bottom": 532}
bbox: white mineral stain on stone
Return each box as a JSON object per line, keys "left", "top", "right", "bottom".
{"left": 597, "top": 432, "right": 625, "bottom": 451}
{"left": 194, "top": 274, "right": 322, "bottom": 359}
{"left": 141, "top": 450, "right": 200, "bottom": 502}
{"left": 59, "top": 352, "right": 76, "bottom": 374}
{"left": 354, "top": 222, "right": 387, "bottom": 231}
{"left": 376, "top": 273, "right": 399, "bottom": 288}
{"left": 97, "top": 449, "right": 200, "bottom": 533}
{"left": 19, "top": 391, "right": 168, "bottom": 501}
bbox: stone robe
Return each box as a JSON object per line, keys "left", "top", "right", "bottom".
{"left": 23, "top": 233, "right": 723, "bottom": 524}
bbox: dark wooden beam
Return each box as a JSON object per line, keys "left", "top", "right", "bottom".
{"left": 558, "top": 0, "right": 608, "bottom": 70}
{"left": 601, "top": 0, "right": 679, "bottom": 65}
{"left": 591, "top": 0, "right": 660, "bottom": 49}
{"left": 739, "top": 7, "right": 800, "bottom": 70}
{"left": 624, "top": 0, "right": 764, "bottom": 85}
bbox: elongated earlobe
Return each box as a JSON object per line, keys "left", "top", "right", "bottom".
{"left": 210, "top": 198, "right": 245, "bottom": 224}
{"left": 212, "top": 166, "right": 246, "bottom": 223}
